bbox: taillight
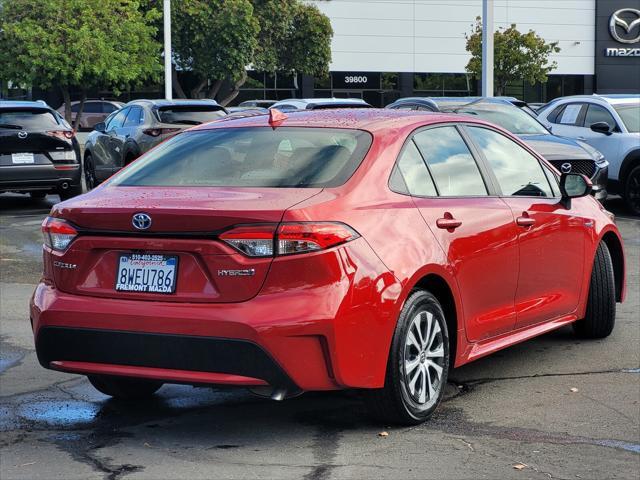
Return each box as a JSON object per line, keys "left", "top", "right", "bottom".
{"left": 46, "top": 130, "right": 75, "bottom": 140}
{"left": 220, "top": 222, "right": 359, "bottom": 257}
{"left": 143, "top": 127, "right": 181, "bottom": 137}
{"left": 41, "top": 217, "right": 78, "bottom": 251}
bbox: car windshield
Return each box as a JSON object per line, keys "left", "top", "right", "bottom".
{"left": 0, "top": 109, "right": 60, "bottom": 130}
{"left": 445, "top": 102, "right": 549, "bottom": 135}
{"left": 110, "top": 127, "right": 373, "bottom": 188}
{"left": 613, "top": 104, "right": 640, "bottom": 133}
{"left": 157, "top": 106, "right": 226, "bottom": 125}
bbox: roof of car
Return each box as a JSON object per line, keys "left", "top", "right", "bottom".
{"left": 191, "top": 108, "right": 492, "bottom": 135}
{"left": 126, "top": 99, "right": 223, "bottom": 108}
{"left": 546, "top": 94, "right": 640, "bottom": 106}
{"left": 0, "top": 100, "right": 52, "bottom": 109}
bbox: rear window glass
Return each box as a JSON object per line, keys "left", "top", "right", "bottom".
{"left": 157, "top": 106, "right": 226, "bottom": 125}
{"left": 110, "top": 127, "right": 373, "bottom": 188}
{"left": 0, "top": 109, "right": 60, "bottom": 130}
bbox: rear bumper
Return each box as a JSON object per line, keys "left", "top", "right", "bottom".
{"left": 0, "top": 164, "right": 81, "bottom": 192}
{"left": 30, "top": 240, "right": 402, "bottom": 392}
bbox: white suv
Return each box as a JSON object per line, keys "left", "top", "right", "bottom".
{"left": 537, "top": 95, "right": 640, "bottom": 215}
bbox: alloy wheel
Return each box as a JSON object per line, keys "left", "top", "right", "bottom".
{"left": 403, "top": 310, "right": 445, "bottom": 405}
{"left": 85, "top": 157, "right": 96, "bottom": 190}
{"left": 626, "top": 167, "right": 640, "bottom": 215}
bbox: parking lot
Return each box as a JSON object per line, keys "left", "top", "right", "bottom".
{"left": 0, "top": 192, "right": 638, "bottom": 480}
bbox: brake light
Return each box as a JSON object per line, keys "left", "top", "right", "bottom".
{"left": 41, "top": 217, "right": 78, "bottom": 251}
{"left": 143, "top": 127, "right": 181, "bottom": 137}
{"left": 46, "top": 130, "right": 75, "bottom": 140}
{"left": 220, "top": 222, "right": 359, "bottom": 257}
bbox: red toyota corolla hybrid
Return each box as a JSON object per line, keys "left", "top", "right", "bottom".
{"left": 31, "top": 109, "right": 625, "bottom": 424}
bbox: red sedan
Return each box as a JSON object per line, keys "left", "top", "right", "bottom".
{"left": 31, "top": 109, "right": 625, "bottom": 424}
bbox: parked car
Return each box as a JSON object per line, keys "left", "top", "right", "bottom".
{"left": 238, "top": 99, "right": 277, "bottom": 108}
{"left": 83, "top": 99, "right": 226, "bottom": 189}
{"left": 226, "top": 106, "right": 269, "bottom": 115}
{"left": 56, "top": 100, "right": 124, "bottom": 131}
{"left": 32, "top": 109, "right": 625, "bottom": 425}
{"left": 270, "top": 98, "right": 372, "bottom": 111}
{"left": 536, "top": 95, "right": 640, "bottom": 215}
{"left": 0, "top": 100, "right": 82, "bottom": 199}
{"left": 387, "top": 97, "right": 609, "bottom": 200}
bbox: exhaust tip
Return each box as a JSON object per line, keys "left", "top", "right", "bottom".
{"left": 60, "top": 182, "right": 69, "bottom": 190}
{"left": 248, "top": 386, "right": 290, "bottom": 401}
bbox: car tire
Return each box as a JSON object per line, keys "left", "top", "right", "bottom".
{"left": 623, "top": 164, "right": 640, "bottom": 216}
{"left": 59, "top": 184, "right": 83, "bottom": 201}
{"left": 364, "top": 290, "right": 450, "bottom": 425}
{"left": 29, "top": 192, "right": 47, "bottom": 199}
{"left": 573, "top": 242, "right": 616, "bottom": 339}
{"left": 84, "top": 153, "right": 98, "bottom": 190}
{"left": 88, "top": 375, "right": 163, "bottom": 400}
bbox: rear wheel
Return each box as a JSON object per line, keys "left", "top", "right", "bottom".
{"left": 573, "top": 242, "right": 616, "bottom": 339}
{"left": 88, "top": 375, "right": 163, "bottom": 400}
{"left": 623, "top": 164, "right": 640, "bottom": 216}
{"left": 365, "top": 290, "right": 450, "bottom": 425}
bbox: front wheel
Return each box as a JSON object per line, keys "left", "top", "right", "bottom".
{"left": 365, "top": 290, "right": 450, "bottom": 425}
{"left": 84, "top": 153, "right": 98, "bottom": 190}
{"left": 623, "top": 164, "right": 640, "bottom": 216}
{"left": 88, "top": 375, "right": 163, "bottom": 400}
{"left": 573, "top": 242, "right": 616, "bottom": 339}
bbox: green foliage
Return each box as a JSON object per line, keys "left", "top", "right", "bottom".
{"left": 0, "top": 0, "right": 161, "bottom": 124}
{"left": 172, "top": 0, "right": 259, "bottom": 86}
{"left": 465, "top": 17, "right": 560, "bottom": 95}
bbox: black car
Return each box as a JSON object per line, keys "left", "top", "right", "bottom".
{"left": 386, "top": 97, "right": 609, "bottom": 200}
{"left": 0, "top": 101, "right": 82, "bottom": 200}
{"left": 83, "top": 99, "right": 226, "bottom": 189}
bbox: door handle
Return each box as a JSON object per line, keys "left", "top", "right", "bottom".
{"left": 436, "top": 213, "right": 462, "bottom": 230}
{"left": 516, "top": 213, "right": 535, "bottom": 227}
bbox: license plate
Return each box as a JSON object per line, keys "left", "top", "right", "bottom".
{"left": 116, "top": 254, "right": 178, "bottom": 294}
{"left": 12, "top": 153, "right": 35, "bottom": 164}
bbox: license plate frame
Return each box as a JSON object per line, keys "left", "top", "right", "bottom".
{"left": 12, "top": 152, "right": 35, "bottom": 164}
{"left": 115, "top": 253, "right": 179, "bottom": 294}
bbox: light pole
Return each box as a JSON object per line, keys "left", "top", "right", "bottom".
{"left": 482, "top": 0, "right": 494, "bottom": 97}
{"left": 163, "top": 0, "right": 172, "bottom": 100}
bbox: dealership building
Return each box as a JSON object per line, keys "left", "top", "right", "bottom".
{"left": 237, "top": 0, "right": 640, "bottom": 106}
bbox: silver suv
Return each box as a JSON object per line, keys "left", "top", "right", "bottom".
{"left": 537, "top": 95, "right": 640, "bottom": 215}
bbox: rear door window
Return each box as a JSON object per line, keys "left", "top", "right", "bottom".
{"left": 106, "top": 108, "right": 128, "bottom": 131}
{"left": 413, "top": 126, "right": 488, "bottom": 196}
{"left": 466, "top": 126, "right": 553, "bottom": 197}
{"left": 0, "top": 109, "right": 60, "bottom": 130}
{"left": 390, "top": 141, "right": 437, "bottom": 196}
{"left": 83, "top": 102, "right": 102, "bottom": 114}
{"left": 110, "top": 127, "right": 373, "bottom": 188}
{"left": 124, "top": 106, "right": 144, "bottom": 127}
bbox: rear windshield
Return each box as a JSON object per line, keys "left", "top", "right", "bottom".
{"left": 157, "top": 106, "right": 226, "bottom": 125}
{"left": 0, "top": 109, "right": 61, "bottom": 130}
{"left": 110, "top": 127, "right": 373, "bottom": 188}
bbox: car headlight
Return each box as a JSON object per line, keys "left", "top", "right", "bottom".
{"left": 576, "top": 140, "right": 608, "bottom": 166}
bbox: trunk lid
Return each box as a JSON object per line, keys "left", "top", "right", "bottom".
{"left": 51, "top": 186, "right": 321, "bottom": 303}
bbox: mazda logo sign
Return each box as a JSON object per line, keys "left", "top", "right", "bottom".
{"left": 18, "top": 131, "right": 28, "bottom": 139}
{"left": 132, "top": 213, "right": 152, "bottom": 230}
{"left": 610, "top": 8, "right": 640, "bottom": 44}
{"left": 561, "top": 163, "right": 572, "bottom": 174}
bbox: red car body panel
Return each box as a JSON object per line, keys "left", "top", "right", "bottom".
{"left": 30, "top": 109, "right": 626, "bottom": 393}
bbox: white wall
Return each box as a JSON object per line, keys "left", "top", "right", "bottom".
{"left": 308, "top": 0, "right": 596, "bottom": 75}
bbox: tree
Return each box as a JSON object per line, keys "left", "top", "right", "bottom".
{"left": 171, "top": 0, "right": 259, "bottom": 101}
{"left": 170, "top": 0, "right": 333, "bottom": 104}
{"left": 0, "top": 0, "right": 161, "bottom": 129}
{"left": 465, "top": 18, "right": 560, "bottom": 96}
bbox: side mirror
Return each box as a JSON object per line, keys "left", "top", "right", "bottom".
{"left": 94, "top": 122, "right": 106, "bottom": 133}
{"left": 560, "top": 173, "right": 592, "bottom": 209}
{"left": 590, "top": 121, "right": 612, "bottom": 135}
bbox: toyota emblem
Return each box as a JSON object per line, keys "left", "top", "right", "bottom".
{"left": 609, "top": 8, "right": 640, "bottom": 44}
{"left": 132, "top": 213, "right": 152, "bottom": 230}
{"left": 561, "top": 163, "right": 572, "bottom": 174}
{"left": 18, "top": 131, "right": 28, "bottom": 139}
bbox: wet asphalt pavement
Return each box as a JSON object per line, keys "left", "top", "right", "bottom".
{"left": 1, "top": 193, "right": 638, "bottom": 480}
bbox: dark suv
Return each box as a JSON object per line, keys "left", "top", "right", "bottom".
{"left": 83, "top": 99, "right": 226, "bottom": 189}
{"left": 0, "top": 101, "right": 82, "bottom": 200}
